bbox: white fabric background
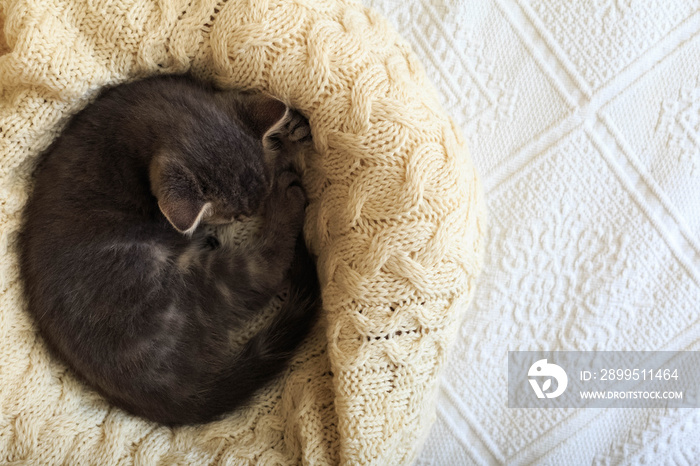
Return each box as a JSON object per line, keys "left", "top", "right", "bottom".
{"left": 364, "top": 0, "right": 700, "bottom": 464}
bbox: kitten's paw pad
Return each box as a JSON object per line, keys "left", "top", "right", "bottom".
{"left": 285, "top": 111, "right": 312, "bottom": 143}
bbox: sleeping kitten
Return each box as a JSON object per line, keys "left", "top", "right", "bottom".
{"left": 19, "top": 75, "right": 320, "bottom": 425}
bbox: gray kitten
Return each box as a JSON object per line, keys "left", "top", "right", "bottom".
{"left": 19, "top": 75, "right": 320, "bottom": 425}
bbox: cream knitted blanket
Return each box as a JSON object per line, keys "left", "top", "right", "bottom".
{"left": 0, "top": 0, "right": 486, "bottom": 464}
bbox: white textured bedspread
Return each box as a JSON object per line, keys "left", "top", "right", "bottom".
{"left": 365, "top": 0, "right": 700, "bottom": 464}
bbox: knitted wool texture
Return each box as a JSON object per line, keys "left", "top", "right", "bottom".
{"left": 0, "top": 0, "right": 486, "bottom": 464}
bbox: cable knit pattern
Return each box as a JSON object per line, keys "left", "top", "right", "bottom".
{"left": 0, "top": 0, "right": 486, "bottom": 464}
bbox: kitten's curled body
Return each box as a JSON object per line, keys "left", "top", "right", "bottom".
{"left": 19, "top": 75, "right": 319, "bottom": 425}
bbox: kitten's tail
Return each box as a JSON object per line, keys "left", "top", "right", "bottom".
{"left": 198, "top": 236, "right": 321, "bottom": 423}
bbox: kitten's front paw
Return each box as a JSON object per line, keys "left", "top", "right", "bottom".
{"left": 284, "top": 110, "right": 312, "bottom": 144}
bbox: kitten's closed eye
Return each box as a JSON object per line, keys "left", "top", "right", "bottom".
{"left": 205, "top": 235, "right": 220, "bottom": 250}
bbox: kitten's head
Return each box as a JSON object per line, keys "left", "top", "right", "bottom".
{"left": 148, "top": 91, "right": 290, "bottom": 235}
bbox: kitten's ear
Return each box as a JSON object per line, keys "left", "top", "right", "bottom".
{"left": 234, "top": 93, "right": 289, "bottom": 140}
{"left": 150, "top": 157, "right": 210, "bottom": 235}
{"left": 158, "top": 195, "right": 211, "bottom": 235}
